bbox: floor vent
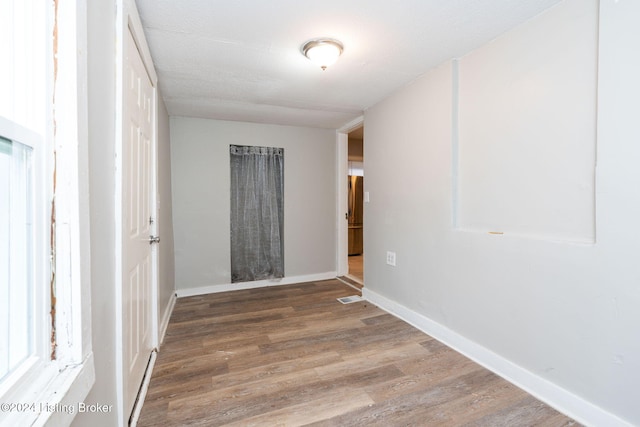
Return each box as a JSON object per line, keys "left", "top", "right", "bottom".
{"left": 337, "top": 295, "right": 364, "bottom": 304}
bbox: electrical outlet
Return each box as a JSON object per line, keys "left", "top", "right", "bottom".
{"left": 386, "top": 251, "right": 396, "bottom": 266}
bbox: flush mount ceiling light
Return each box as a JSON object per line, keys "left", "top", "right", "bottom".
{"left": 301, "top": 38, "right": 344, "bottom": 71}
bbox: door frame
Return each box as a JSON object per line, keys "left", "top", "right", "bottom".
{"left": 336, "top": 116, "right": 364, "bottom": 277}
{"left": 115, "top": 1, "right": 159, "bottom": 424}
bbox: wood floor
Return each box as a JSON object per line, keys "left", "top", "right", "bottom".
{"left": 138, "top": 280, "right": 577, "bottom": 426}
{"left": 348, "top": 254, "right": 363, "bottom": 282}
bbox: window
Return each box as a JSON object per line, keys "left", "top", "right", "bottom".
{"left": 0, "top": 0, "right": 94, "bottom": 425}
{"left": 0, "top": 0, "right": 51, "bottom": 402}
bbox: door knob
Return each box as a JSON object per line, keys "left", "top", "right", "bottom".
{"left": 148, "top": 235, "right": 160, "bottom": 244}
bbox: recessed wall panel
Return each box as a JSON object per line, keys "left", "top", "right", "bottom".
{"left": 457, "top": 0, "right": 597, "bottom": 242}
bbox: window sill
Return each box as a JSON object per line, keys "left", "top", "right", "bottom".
{"left": 1, "top": 353, "right": 95, "bottom": 427}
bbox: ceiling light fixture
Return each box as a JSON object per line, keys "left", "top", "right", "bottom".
{"left": 301, "top": 38, "right": 344, "bottom": 71}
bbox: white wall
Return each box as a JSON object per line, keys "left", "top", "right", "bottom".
{"left": 73, "top": 0, "right": 118, "bottom": 425}
{"left": 73, "top": 3, "right": 175, "bottom": 425}
{"left": 170, "top": 117, "right": 336, "bottom": 291}
{"left": 363, "top": 0, "right": 640, "bottom": 425}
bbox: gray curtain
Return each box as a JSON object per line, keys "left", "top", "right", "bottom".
{"left": 230, "top": 145, "right": 284, "bottom": 283}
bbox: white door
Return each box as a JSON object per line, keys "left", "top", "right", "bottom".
{"left": 122, "top": 27, "right": 156, "bottom": 418}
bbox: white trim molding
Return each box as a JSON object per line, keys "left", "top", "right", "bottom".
{"left": 176, "top": 272, "right": 338, "bottom": 298}
{"left": 336, "top": 115, "right": 364, "bottom": 278}
{"left": 363, "top": 288, "right": 633, "bottom": 427}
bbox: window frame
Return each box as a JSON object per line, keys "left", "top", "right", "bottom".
{"left": 0, "top": 117, "right": 52, "bottom": 404}
{"left": 0, "top": 0, "right": 95, "bottom": 425}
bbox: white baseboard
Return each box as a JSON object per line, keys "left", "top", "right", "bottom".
{"left": 175, "top": 271, "right": 338, "bottom": 298}
{"left": 362, "top": 288, "right": 632, "bottom": 427}
{"left": 158, "top": 293, "right": 177, "bottom": 345}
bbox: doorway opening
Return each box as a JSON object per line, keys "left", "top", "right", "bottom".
{"left": 347, "top": 126, "right": 364, "bottom": 285}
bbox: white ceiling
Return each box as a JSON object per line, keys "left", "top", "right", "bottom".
{"left": 135, "top": 0, "right": 563, "bottom": 129}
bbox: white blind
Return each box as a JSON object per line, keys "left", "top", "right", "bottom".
{"left": 0, "top": 136, "right": 34, "bottom": 381}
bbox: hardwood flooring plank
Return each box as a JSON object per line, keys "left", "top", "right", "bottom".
{"left": 165, "top": 367, "right": 323, "bottom": 425}
{"left": 168, "top": 308, "right": 292, "bottom": 332}
{"left": 258, "top": 326, "right": 362, "bottom": 354}
{"left": 306, "top": 369, "right": 503, "bottom": 427}
{"left": 153, "top": 339, "right": 206, "bottom": 364}
{"left": 226, "top": 338, "right": 347, "bottom": 373}
{"left": 143, "top": 374, "right": 214, "bottom": 404}
{"left": 151, "top": 354, "right": 229, "bottom": 383}
{"left": 463, "top": 395, "right": 579, "bottom": 427}
{"left": 365, "top": 356, "right": 482, "bottom": 404}
{"left": 314, "top": 341, "right": 429, "bottom": 379}
{"left": 264, "top": 311, "right": 381, "bottom": 344}
{"left": 223, "top": 389, "right": 374, "bottom": 427}
{"left": 210, "top": 351, "right": 344, "bottom": 391}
